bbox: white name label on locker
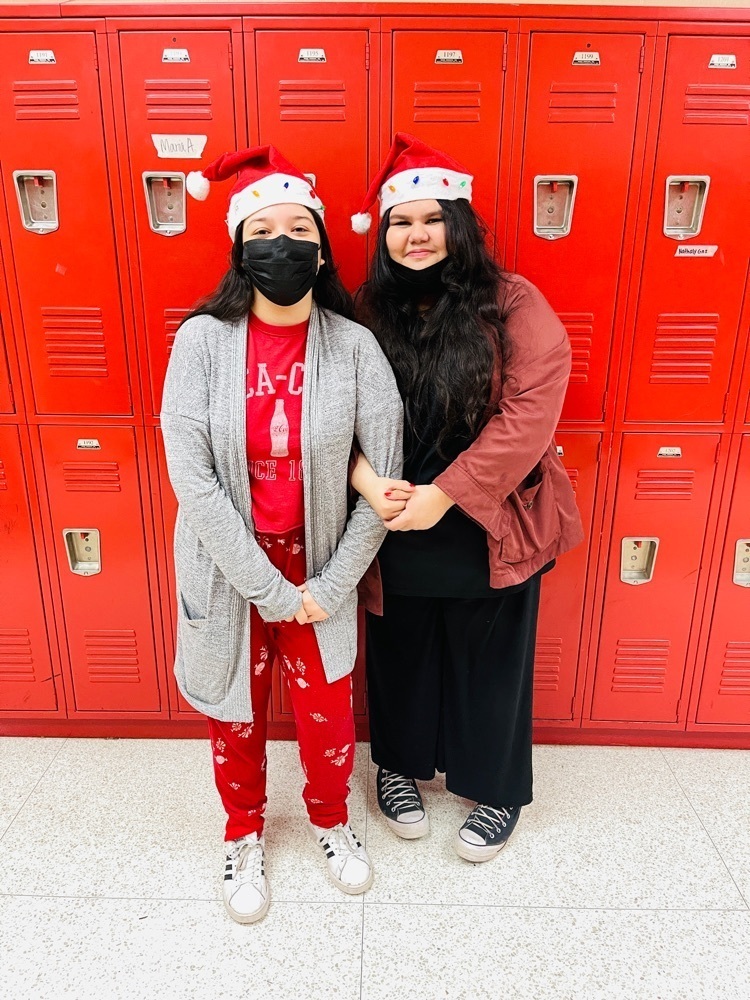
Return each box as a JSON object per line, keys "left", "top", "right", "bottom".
{"left": 162, "top": 48, "right": 190, "bottom": 63}
{"left": 151, "top": 134, "right": 208, "bottom": 159}
{"left": 29, "top": 50, "right": 56, "bottom": 64}
{"left": 572, "top": 51, "right": 600, "bottom": 65}
{"left": 77, "top": 439, "right": 101, "bottom": 451}
{"left": 709, "top": 54, "right": 737, "bottom": 69}
{"left": 298, "top": 49, "right": 326, "bottom": 63}
{"left": 657, "top": 447, "right": 682, "bottom": 458}
{"left": 675, "top": 245, "right": 718, "bottom": 258}
{"left": 435, "top": 50, "right": 464, "bottom": 64}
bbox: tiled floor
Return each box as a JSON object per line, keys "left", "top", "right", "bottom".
{"left": 1, "top": 740, "right": 749, "bottom": 1000}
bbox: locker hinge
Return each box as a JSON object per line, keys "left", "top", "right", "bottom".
{"left": 639, "top": 46, "right": 645, "bottom": 73}
{"left": 6, "top": 383, "right": 13, "bottom": 407}
{"left": 365, "top": 42, "right": 370, "bottom": 71}
{"left": 93, "top": 45, "right": 98, "bottom": 71}
{"left": 601, "top": 391, "right": 609, "bottom": 417}
{"left": 596, "top": 439, "right": 602, "bottom": 462}
{"left": 228, "top": 44, "right": 233, "bottom": 70}
{"left": 722, "top": 391, "right": 730, "bottom": 418}
{"left": 502, "top": 41, "right": 508, "bottom": 73}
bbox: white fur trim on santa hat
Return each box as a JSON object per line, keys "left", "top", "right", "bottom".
{"left": 379, "top": 167, "right": 472, "bottom": 217}
{"left": 351, "top": 212, "right": 372, "bottom": 235}
{"left": 226, "top": 172, "right": 323, "bottom": 239}
{"left": 186, "top": 170, "right": 211, "bottom": 201}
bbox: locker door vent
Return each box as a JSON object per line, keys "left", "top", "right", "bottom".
{"left": 565, "top": 468, "right": 579, "bottom": 496}
{"left": 145, "top": 79, "right": 212, "bottom": 121}
{"left": 0, "top": 460, "right": 6, "bottom": 491}
{"left": 42, "top": 307, "right": 108, "bottom": 379}
{"left": 548, "top": 82, "right": 617, "bottom": 124}
{"left": 534, "top": 638, "right": 562, "bottom": 691}
{"left": 63, "top": 462, "right": 121, "bottom": 493}
{"left": 612, "top": 638, "right": 668, "bottom": 692}
{"left": 13, "top": 79, "right": 79, "bottom": 121}
{"left": 719, "top": 643, "right": 750, "bottom": 695}
{"left": 635, "top": 469, "right": 695, "bottom": 500}
{"left": 0, "top": 629, "right": 34, "bottom": 681}
{"left": 650, "top": 314, "right": 718, "bottom": 384}
{"left": 84, "top": 629, "right": 140, "bottom": 680}
{"left": 560, "top": 312, "right": 593, "bottom": 384}
{"left": 165, "top": 308, "right": 189, "bottom": 357}
{"left": 278, "top": 80, "right": 346, "bottom": 122}
{"left": 412, "top": 81, "right": 481, "bottom": 123}
{"left": 683, "top": 84, "right": 750, "bottom": 126}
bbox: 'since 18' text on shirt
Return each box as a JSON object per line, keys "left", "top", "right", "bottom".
{"left": 246, "top": 313, "right": 308, "bottom": 534}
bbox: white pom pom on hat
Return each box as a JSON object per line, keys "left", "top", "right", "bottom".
{"left": 352, "top": 132, "right": 473, "bottom": 234}
{"left": 186, "top": 170, "right": 211, "bottom": 201}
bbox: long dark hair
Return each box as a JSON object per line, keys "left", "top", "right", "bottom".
{"left": 357, "top": 199, "right": 511, "bottom": 453}
{"left": 183, "top": 210, "right": 355, "bottom": 324}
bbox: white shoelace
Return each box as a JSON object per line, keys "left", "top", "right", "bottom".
{"left": 465, "top": 805, "right": 512, "bottom": 837}
{"left": 232, "top": 838, "right": 264, "bottom": 885}
{"left": 380, "top": 771, "right": 423, "bottom": 814}
{"left": 322, "top": 823, "right": 360, "bottom": 859}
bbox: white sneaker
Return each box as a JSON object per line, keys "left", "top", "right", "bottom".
{"left": 311, "top": 822, "right": 374, "bottom": 894}
{"left": 223, "top": 832, "right": 270, "bottom": 923}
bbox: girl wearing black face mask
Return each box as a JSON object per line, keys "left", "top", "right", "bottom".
{"left": 161, "top": 145, "right": 403, "bottom": 924}
{"left": 351, "top": 134, "right": 583, "bottom": 862}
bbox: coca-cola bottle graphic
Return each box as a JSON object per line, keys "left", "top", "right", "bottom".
{"left": 270, "top": 398, "right": 289, "bottom": 457}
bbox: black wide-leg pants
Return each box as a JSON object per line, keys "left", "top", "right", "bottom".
{"left": 366, "top": 576, "right": 541, "bottom": 807}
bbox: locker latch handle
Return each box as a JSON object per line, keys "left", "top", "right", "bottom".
{"left": 143, "top": 172, "right": 186, "bottom": 236}
{"left": 663, "top": 175, "right": 711, "bottom": 240}
{"left": 733, "top": 539, "right": 750, "bottom": 587}
{"left": 534, "top": 175, "right": 578, "bottom": 241}
{"left": 620, "top": 537, "right": 659, "bottom": 585}
{"left": 63, "top": 528, "right": 101, "bottom": 576}
{"left": 13, "top": 170, "right": 59, "bottom": 234}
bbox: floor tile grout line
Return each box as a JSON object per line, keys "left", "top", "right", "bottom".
{"left": 358, "top": 752, "right": 372, "bottom": 1000}
{"left": 659, "top": 748, "right": 750, "bottom": 910}
{"left": 0, "top": 738, "right": 69, "bottom": 845}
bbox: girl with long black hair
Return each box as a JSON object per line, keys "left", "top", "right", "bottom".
{"left": 350, "top": 134, "right": 583, "bottom": 861}
{"left": 161, "top": 146, "right": 402, "bottom": 922}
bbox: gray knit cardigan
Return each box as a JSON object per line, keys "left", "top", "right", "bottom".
{"left": 161, "top": 305, "right": 403, "bottom": 722}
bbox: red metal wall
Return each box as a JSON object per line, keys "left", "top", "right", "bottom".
{"left": 0, "top": 3, "right": 748, "bottom": 744}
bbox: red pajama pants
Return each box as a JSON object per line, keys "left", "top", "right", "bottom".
{"left": 207, "top": 531, "right": 355, "bottom": 842}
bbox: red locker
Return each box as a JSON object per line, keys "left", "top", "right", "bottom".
{"left": 0, "top": 425, "right": 58, "bottom": 713}
{"left": 390, "top": 29, "right": 506, "bottom": 236}
{"left": 38, "top": 425, "right": 162, "bottom": 713}
{"left": 253, "top": 28, "right": 372, "bottom": 292}
{"left": 515, "top": 32, "right": 645, "bottom": 422}
{"left": 0, "top": 313, "right": 14, "bottom": 415}
{"left": 533, "top": 432, "right": 600, "bottom": 721}
{"left": 590, "top": 433, "right": 719, "bottom": 723}
{"left": 695, "top": 435, "right": 750, "bottom": 726}
{"left": 0, "top": 31, "right": 132, "bottom": 417}
{"left": 116, "top": 30, "right": 240, "bottom": 417}
{"left": 626, "top": 36, "right": 750, "bottom": 424}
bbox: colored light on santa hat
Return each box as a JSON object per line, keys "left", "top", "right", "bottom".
{"left": 351, "top": 132, "right": 473, "bottom": 234}
{"left": 186, "top": 145, "right": 324, "bottom": 240}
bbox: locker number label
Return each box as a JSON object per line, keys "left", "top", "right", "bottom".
{"left": 572, "top": 51, "right": 601, "bottom": 66}
{"left": 162, "top": 48, "right": 190, "bottom": 63}
{"left": 29, "top": 50, "right": 56, "bottom": 64}
{"left": 675, "top": 245, "right": 718, "bottom": 258}
{"left": 657, "top": 447, "right": 682, "bottom": 458}
{"left": 298, "top": 49, "right": 326, "bottom": 63}
{"left": 151, "top": 134, "right": 208, "bottom": 159}
{"left": 77, "top": 439, "right": 101, "bottom": 451}
{"left": 435, "top": 50, "right": 464, "bottom": 64}
{"left": 709, "top": 54, "right": 736, "bottom": 69}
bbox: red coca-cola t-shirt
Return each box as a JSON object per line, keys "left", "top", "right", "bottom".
{"left": 246, "top": 313, "right": 308, "bottom": 533}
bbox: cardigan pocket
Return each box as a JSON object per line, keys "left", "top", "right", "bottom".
{"left": 499, "top": 458, "right": 562, "bottom": 564}
{"left": 177, "top": 593, "right": 230, "bottom": 705}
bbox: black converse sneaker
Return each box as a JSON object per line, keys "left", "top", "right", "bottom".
{"left": 377, "top": 767, "right": 430, "bottom": 839}
{"left": 223, "top": 832, "right": 270, "bottom": 924}
{"left": 455, "top": 804, "right": 521, "bottom": 863}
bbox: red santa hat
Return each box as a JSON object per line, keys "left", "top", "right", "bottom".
{"left": 186, "top": 145, "right": 324, "bottom": 240}
{"left": 351, "top": 132, "right": 473, "bottom": 234}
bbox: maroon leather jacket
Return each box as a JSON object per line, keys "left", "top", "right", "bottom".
{"left": 359, "top": 273, "right": 584, "bottom": 614}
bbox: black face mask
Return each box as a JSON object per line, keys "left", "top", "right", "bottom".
{"left": 388, "top": 256, "right": 448, "bottom": 298}
{"left": 242, "top": 234, "right": 320, "bottom": 307}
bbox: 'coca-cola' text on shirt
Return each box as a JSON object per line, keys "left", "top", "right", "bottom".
{"left": 246, "top": 313, "right": 308, "bottom": 533}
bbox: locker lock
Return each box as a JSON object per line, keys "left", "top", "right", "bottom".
{"left": 143, "top": 172, "right": 186, "bottom": 236}
{"left": 620, "top": 537, "right": 659, "bottom": 585}
{"left": 663, "top": 176, "right": 710, "bottom": 240}
{"left": 733, "top": 539, "right": 750, "bottom": 588}
{"left": 13, "top": 170, "right": 59, "bottom": 234}
{"left": 63, "top": 528, "right": 101, "bottom": 576}
{"left": 534, "top": 175, "right": 578, "bottom": 240}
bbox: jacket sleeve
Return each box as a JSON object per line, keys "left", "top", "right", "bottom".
{"left": 160, "top": 324, "right": 303, "bottom": 622}
{"left": 433, "top": 279, "right": 571, "bottom": 540}
{"left": 305, "top": 331, "right": 404, "bottom": 616}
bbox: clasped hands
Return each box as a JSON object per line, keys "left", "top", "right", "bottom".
{"left": 283, "top": 582, "right": 329, "bottom": 625}
{"left": 372, "top": 480, "right": 454, "bottom": 531}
